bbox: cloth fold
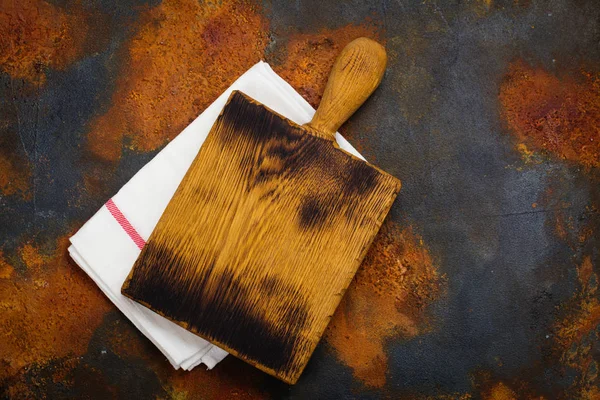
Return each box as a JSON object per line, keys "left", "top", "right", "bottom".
{"left": 69, "top": 61, "right": 363, "bottom": 370}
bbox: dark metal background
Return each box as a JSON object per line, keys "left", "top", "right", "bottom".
{"left": 1, "top": 0, "right": 599, "bottom": 398}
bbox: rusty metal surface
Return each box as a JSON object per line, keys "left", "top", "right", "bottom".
{"left": 1, "top": 0, "right": 599, "bottom": 398}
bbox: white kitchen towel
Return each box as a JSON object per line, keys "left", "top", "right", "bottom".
{"left": 69, "top": 61, "right": 364, "bottom": 371}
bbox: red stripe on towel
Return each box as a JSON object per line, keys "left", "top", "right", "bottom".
{"left": 105, "top": 199, "right": 146, "bottom": 250}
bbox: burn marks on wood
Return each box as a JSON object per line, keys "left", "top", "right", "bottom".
{"left": 122, "top": 90, "right": 400, "bottom": 383}
{"left": 295, "top": 160, "right": 385, "bottom": 230}
{"left": 123, "top": 242, "right": 312, "bottom": 376}
{"left": 343, "top": 161, "right": 381, "bottom": 196}
{"left": 218, "top": 91, "right": 389, "bottom": 231}
{"left": 299, "top": 197, "right": 328, "bottom": 229}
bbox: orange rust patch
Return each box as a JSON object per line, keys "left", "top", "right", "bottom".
{"left": 537, "top": 186, "right": 576, "bottom": 247}
{"left": 515, "top": 143, "right": 544, "bottom": 166}
{"left": 273, "top": 23, "right": 384, "bottom": 108}
{"left": 578, "top": 256, "right": 594, "bottom": 288}
{"left": 0, "top": 235, "right": 112, "bottom": 380}
{"left": 553, "top": 254, "right": 599, "bottom": 400}
{"left": 19, "top": 242, "right": 49, "bottom": 272}
{"left": 0, "top": 151, "right": 31, "bottom": 200}
{"left": 553, "top": 207, "right": 573, "bottom": 244}
{"left": 500, "top": 61, "right": 600, "bottom": 168}
{"left": 555, "top": 292, "right": 600, "bottom": 351}
{"left": 164, "top": 359, "right": 269, "bottom": 400}
{"left": 86, "top": 111, "right": 125, "bottom": 164}
{"left": 326, "top": 220, "right": 443, "bottom": 387}
{"left": 86, "top": 0, "right": 269, "bottom": 162}
{"left": 0, "top": 0, "right": 88, "bottom": 84}
{"left": 472, "top": 371, "right": 541, "bottom": 400}
{"left": 482, "top": 382, "right": 518, "bottom": 400}
{"left": 0, "top": 251, "right": 14, "bottom": 279}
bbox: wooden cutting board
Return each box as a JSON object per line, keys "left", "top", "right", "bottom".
{"left": 122, "top": 38, "right": 401, "bottom": 384}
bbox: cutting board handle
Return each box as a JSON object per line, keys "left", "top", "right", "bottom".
{"left": 303, "top": 37, "right": 387, "bottom": 141}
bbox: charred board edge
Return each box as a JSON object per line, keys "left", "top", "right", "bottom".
{"left": 123, "top": 242, "right": 314, "bottom": 381}
{"left": 228, "top": 91, "right": 403, "bottom": 186}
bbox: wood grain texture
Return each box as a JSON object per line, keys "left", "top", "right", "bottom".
{"left": 122, "top": 38, "right": 400, "bottom": 384}
{"left": 303, "top": 37, "right": 387, "bottom": 140}
{"left": 122, "top": 91, "right": 400, "bottom": 383}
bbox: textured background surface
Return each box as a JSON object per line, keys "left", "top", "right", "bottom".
{"left": 0, "top": 0, "right": 599, "bottom": 398}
